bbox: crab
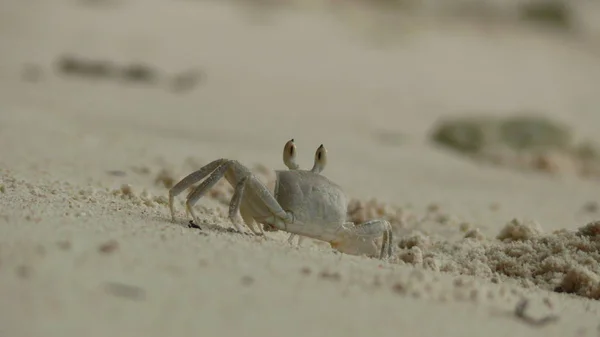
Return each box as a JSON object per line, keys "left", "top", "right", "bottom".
{"left": 168, "top": 139, "right": 394, "bottom": 259}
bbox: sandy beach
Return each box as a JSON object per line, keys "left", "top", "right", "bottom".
{"left": 1, "top": 0, "right": 600, "bottom": 336}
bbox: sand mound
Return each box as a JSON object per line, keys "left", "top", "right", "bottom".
{"left": 395, "top": 219, "right": 600, "bottom": 300}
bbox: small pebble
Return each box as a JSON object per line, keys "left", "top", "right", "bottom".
{"left": 98, "top": 240, "right": 119, "bottom": 254}
{"left": 107, "top": 170, "right": 127, "bottom": 177}
{"left": 300, "top": 266, "right": 311, "bottom": 275}
{"left": 188, "top": 221, "right": 201, "bottom": 229}
{"left": 241, "top": 276, "right": 254, "bottom": 286}
{"left": 170, "top": 69, "right": 204, "bottom": 93}
{"left": 16, "top": 265, "right": 31, "bottom": 279}
{"left": 104, "top": 282, "right": 146, "bottom": 301}
{"left": 57, "top": 240, "right": 71, "bottom": 250}
{"left": 121, "top": 63, "right": 157, "bottom": 83}
{"left": 582, "top": 201, "right": 598, "bottom": 213}
{"left": 319, "top": 270, "right": 341, "bottom": 281}
{"left": 392, "top": 282, "right": 406, "bottom": 294}
{"left": 427, "top": 203, "right": 440, "bottom": 213}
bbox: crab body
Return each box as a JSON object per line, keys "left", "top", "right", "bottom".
{"left": 273, "top": 169, "right": 347, "bottom": 241}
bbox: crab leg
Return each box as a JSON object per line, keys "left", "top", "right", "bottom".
{"left": 168, "top": 159, "right": 227, "bottom": 222}
{"left": 172, "top": 158, "right": 294, "bottom": 233}
{"left": 240, "top": 207, "right": 265, "bottom": 236}
{"left": 243, "top": 175, "right": 295, "bottom": 228}
{"left": 228, "top": 176, "right": 261, "bottom": 235}
{"left": 184, "top": 160, "right": 235, "bottom": 228}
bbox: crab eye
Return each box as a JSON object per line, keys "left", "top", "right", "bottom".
{"left": 285, "top": 139, "right": 296, "bottom": 156}
{"left": 316, "top": 144, "right": 326, "bottom": 161}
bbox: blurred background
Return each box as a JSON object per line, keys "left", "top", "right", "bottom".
{"left": 1, "top": 0, "right": 600, "bottom": 228}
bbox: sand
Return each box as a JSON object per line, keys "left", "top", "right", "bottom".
{"left": 1, "top": 0, "right": 600, "bottom": 336}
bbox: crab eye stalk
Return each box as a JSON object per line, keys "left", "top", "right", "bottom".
{"left": 311, "top": 144, "right": 327, "bottom": 174}
{"left": 283, "top": 139, "right": 299, "bottom": 170}
{"left": 317, "top": 144, "right": 325, "bottom": 160}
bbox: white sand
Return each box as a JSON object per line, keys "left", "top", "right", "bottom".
{"left": 1, "top": 0, "right": 600, "bottom": 336}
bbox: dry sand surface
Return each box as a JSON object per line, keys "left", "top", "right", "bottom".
{"left": 1, "top": 0, "right": 600, "bottom": 336}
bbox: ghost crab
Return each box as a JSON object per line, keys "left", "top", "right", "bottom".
{"left": 168, "top": 139, "right": 393, "bottom": 259}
